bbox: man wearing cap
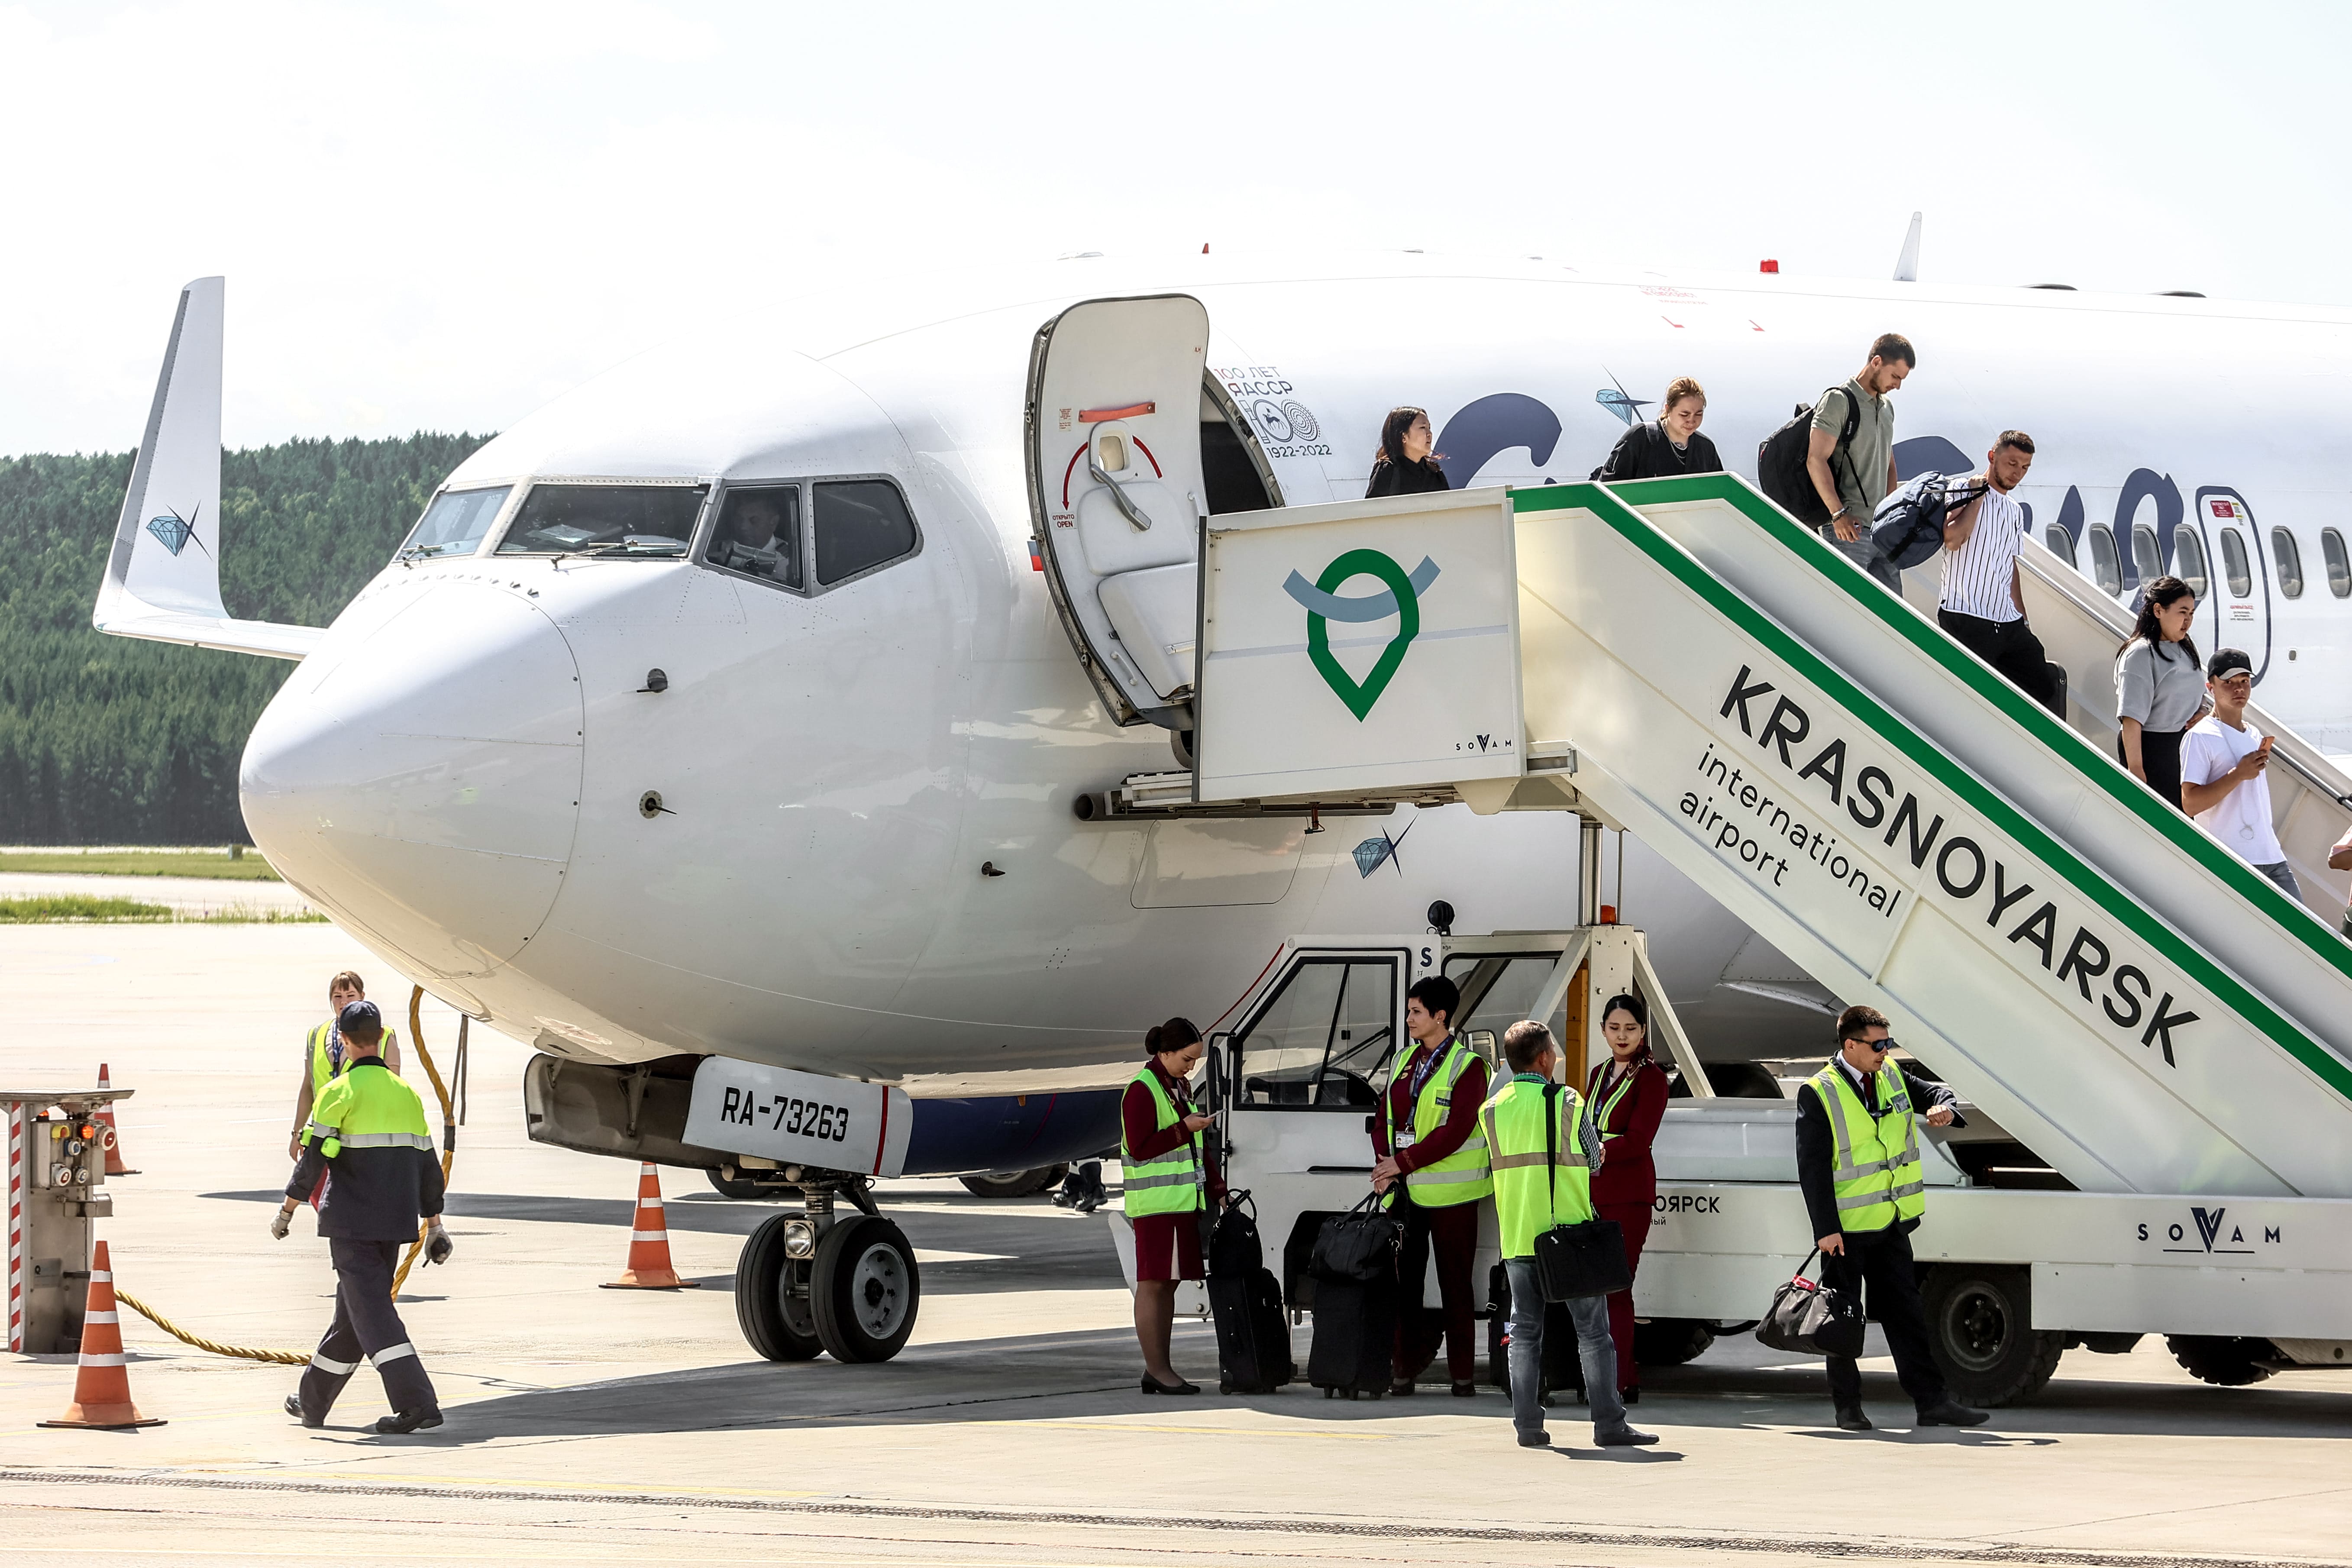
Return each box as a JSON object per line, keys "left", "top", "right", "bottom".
{"left": 1796, "top": 1005, "right": 1987, "bottom": 1433}
{"left": 271, "top": 999, "right": 452, "bottom": 1434}
{"left": 2181, "top": 650, "right": 2298, "bottom": 899}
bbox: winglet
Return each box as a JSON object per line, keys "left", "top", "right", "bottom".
{"left": 93, "top": 278, "right": 324, "bottom": 661}
{"left": 1893, "top": 211, "right": 1922, "bottom": 283}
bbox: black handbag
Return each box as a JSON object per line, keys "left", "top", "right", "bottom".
{"left": 1754, "top": 1250, "right": 1867, "bottom": 1358}
{"left": 1530, "top": 1085, "right": 1632, "bottom": 1301}
{"left": 1309, "top": 1191, "right": 1401, "bottom": 1283}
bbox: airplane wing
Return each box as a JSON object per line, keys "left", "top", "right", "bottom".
{"left": 91, "top": 277, "right": 326, "bottom": 662}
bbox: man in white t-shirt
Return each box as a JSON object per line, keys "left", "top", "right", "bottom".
{"left": 1937, "top": 431, "right": 2064, "bottom": 716}
{"left": 2180, "top": 649, "right": 2298, "bottom": 899}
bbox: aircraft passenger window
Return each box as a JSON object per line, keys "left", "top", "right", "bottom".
{"left": 2169, "top": 526, "right": 2208, "bottom": 597}
{"left": 2218, "top": 530, "right": 2252, "bottom": 598}
{"left": 2272, "top": 528, "right": 2304, "bottom": 599}
{"left": 2326, "top": 528, "right": 2352, "bottom": 598}
{"left": 705, "top": 486, "right": 803, "bottom": 590}
{"left": 2087, "top": 526, "right": 2122, "bottom": 596}
{"left": 398, "top": 485, "right": 510, "bottom": 561}
{"left": 2131, "top": 525, "right": 2164, "bottom": 588}
{"left": 1231, "top": 957, "right": 1396, "bottom": 1109}
{"left": 2043, "top": 524, "right": 2077, "bottom": 569}
{"left": 812, "top": 480, "right": 920, "bottom": 586}
{"left": 498, "top": 483, "right": 706, "bottom": 556}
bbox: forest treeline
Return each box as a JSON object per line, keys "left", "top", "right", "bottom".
{"left": 0, "top": 433, "right": 491, "bottom": 843}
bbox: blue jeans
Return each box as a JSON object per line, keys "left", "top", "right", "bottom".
{"left": 1822, "top": 525, "right": 1903, "bottom": 591}
{"left": 2255, "top": 860, "right": 2301, "bottom": 900}
{"left": 1504, "top": 1258, "right": 1626, "bottom": 1438}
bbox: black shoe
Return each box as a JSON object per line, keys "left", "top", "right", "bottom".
{"left": 1050, "top": 1188, "right": 1075, "bottom": 1208}
{"left": 1516, "top": 1428, "right": 1551, "bottom": 1448}
{"left": 1835, "top": 1407, "right": 1873, "bottom": 1432}
{"left": 1389, "top": 1377, "right": 1417, "bottom": 1397}
{"left": 1451, "top": 1379, "right": 1477, "bottom": 1398}
{"left": 283, "top": 1394, "right": 323, "bottom": 1429}
{"left": 372, "top": 1408, "right": 443, "bottom": 1435}
{"left": 1073, "top": 1194, "right": 1102, "bottom": 1214}
{"left": 1596, "top": 1425, "right": 1658, "bottom": 1446}
{"left": 1916, "top": 1399, "right": 1990, "bottom": 1427}
{"left": 1620, "top": 1386, "right": 1640, "bottom": 1405}
{"left": 1140, "top": 1374, "right": 1200, "bottom": 1396}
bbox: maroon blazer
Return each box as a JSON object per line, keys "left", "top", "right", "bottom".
{"left": 1586, "top": 1054, "right": 1670, "bottom": 1209}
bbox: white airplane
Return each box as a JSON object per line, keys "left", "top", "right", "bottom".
{"left": 94, "top": 252, "right": 2352, "bottom": 1360}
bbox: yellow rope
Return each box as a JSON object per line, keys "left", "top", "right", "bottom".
{"left": 113, "top": 1288, "right": 308, "bottom": 1365}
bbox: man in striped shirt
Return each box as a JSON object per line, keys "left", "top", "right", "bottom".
{"left": 1938, "top": 432, "right": 2063, "bottom": 716}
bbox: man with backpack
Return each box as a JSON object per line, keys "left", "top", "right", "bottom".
{"left": 1761, "top": 334, "right": 1913, "bottom": 589}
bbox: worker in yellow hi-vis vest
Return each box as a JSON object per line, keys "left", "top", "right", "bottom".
{"left": 288, "top": 970, "right": 402, "bottom": 1163}
{"left": 1370, "top": 974, "right": 1489, "bottom": 1397}
{"left": 1797, "top": 1004, "right": 1988, "bottom": 1433}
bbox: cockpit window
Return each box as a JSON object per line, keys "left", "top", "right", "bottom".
{"left": 706, "top": 485, "right": 803, "bottom": 590}
{"left": 398, "top": 486, "right": 510, "bottom": 561}
{"left": 496, "top": 483, "right": 707, "bottom": 556}
{"left": 813, "top": 480, "right": 919, "bottom": 585}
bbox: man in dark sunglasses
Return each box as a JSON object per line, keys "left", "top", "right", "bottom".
{"left": 1795, "top": 1005, "right": 1989, "bottom": 1433}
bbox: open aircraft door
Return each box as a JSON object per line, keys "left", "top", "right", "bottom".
{"left": 1026, "top": 294, "right": 1281, "bottom": 737}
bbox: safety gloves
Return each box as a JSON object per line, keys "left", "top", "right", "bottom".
{"left": 424, "top": 1219, "right": 454, "bottom": 1267}
{"left": 270, "top": 1204, "right": 294, "bottom": 1241}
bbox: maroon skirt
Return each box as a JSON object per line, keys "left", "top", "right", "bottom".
{"left": 1132, "top": 1210, "right": 1204, "bottom": 1282}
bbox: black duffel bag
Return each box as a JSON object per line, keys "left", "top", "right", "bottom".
{"left": 1528, "top": 1083, "right": 1632, "bottom": 1301}
{"left": 1309, "top": 1191, "right": 1401, "bottom": 1283}
{"left": 1754, "top": 1250, "right": 1867, "bottom": 1358}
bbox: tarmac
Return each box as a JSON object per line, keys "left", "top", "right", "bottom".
{"left": 3, "top": 918, "right": 2349, "bottom": 1567}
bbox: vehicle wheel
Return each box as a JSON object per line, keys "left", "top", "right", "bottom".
{"left": 811, "top": 1215, "right": 921, "bottom": 1362}
{"left": 957, "top": 1165, "right": 1069, "bottom": 1199}
{"left": 1633, "top": 1318, "right": 1716, "bottom": 1367}
{"left": 735, "top": 1214, "right": 822, "bottom": 1361}
{"left": 2165, "top": 1335, "right": 2278, "bottom": 1387}
{"left": 708, "top": 1167, "right": 764, "bottom": 1200}
{"left": 1922, "top": 1264, "right": 2064, "bottom": 1406}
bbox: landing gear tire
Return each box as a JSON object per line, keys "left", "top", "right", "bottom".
{"left": 1632, "top": 1318, "right": 1716, "bottom": 1367}
{"left": 1923, "top": 1264, "right": 2064, "bottom": 1406}
{"left": 812, "top": 1214, "right": 921, "bottom": 1363}
{"left": 958, "top": 1165, "right": 1069, "bottom": 1199}
{"left": 736, "top": 1213, "right": 823, "bottom": 1361}
{"left": 2165, "top": 1335, "right": 2278, "bottom": 1387}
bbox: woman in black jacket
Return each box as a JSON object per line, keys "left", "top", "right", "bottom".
{"left": 1596, "top": 377, "right": 1722, "bottom": 482}
{"left": 1365, "top": 406, "right": 1450, "bottom": 497}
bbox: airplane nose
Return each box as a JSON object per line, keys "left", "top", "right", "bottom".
{"left": 241, "top": 579, "right": 584, "bottom": 977}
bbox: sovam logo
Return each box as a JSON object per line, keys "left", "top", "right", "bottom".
{"left": 1282, "top": 550, "right": 1440, "bottom": 720}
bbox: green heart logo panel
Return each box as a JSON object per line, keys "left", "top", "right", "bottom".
{"left": 1300, "top": 548, "right": 1420, "bottom": 721}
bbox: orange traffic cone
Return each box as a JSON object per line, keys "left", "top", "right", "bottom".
{"left": 95, "top": 1064, "right": 138, "bottom": 1176}
{"left": 600, "top": 1163, "right": 697, "bottom": 1290}
{"left": 39, "top": 1241, "right": 164, "bottom": 1429}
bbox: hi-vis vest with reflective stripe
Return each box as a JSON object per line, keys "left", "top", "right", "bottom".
{"left": 1809, "top": 1061, "right": 1925, "bottom": 1233}
{"left": 1480, "top": 1074, "right": 1594, "bottom": 1258}
{"left": 302, "top": 1060, "right": 434, "bottom": 1161}
{"left": 308, "top": 1021, "right": 397, "bottom": 1096}
{"left": 1121, "top": 1066, "right": 1205, "bottom": 1219}
{"left": 1387, "top": 1037, "right": 1492, "bottom": 1206}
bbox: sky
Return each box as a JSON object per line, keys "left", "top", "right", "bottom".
{"left": 3, "top": 0, "right": 2346, "bottom": 454}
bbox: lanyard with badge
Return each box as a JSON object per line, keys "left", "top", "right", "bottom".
{"left": 1396, "top": 1035, "right": 1453, "bottom": 1149}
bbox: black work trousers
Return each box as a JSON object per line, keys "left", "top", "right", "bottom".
{"left": 1821, "top": 1225, "right": 1946, "bottom": 1414}
{"left": 297, "top": 1238, "right": 437, "bottom": 1420}
{"left": 1392, "top": 1193, "right": 1480, "bottom": 1383}
{"left": 1937, "top": 609, "right": 2064, "bottom": 717}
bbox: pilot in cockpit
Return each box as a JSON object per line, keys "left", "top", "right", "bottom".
{"left": 711, "top": 488, "right": 801, "bottom": 587}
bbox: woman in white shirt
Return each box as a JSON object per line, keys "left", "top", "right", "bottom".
{"left": 2113, "top": 576, "right": 2204, "bottom": 812}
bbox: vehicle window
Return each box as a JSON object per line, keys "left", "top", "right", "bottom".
{"left": 813, "top": 480, "right": 919, "bottom": 585}
{"left": 2087, "top": 525, "right": 2122, "bottom": 595}
{"left": 1232, "top": 958, "right": 1397, "bottom": 1109}
{"left": 2131, "top": 525, "right": 2164, "bottom": 588}
{"left": 2273, "top": 528, "right": 2304, "bottom": 599}
{"left": 2218, "top": 530, "right": 2252, "bottom": 598}
{"left": 2043, "top": 524, "right": 2077, "bottom": 569}
{"left": 2327, "top": 529, "right": 2352, "bottom": 598}
{"left": 398, "top": 486, "right": 509, "bottom": 561}
{"left": 2171, "top": 525, "right": 2208, "bottom": 597}
{"left": 704, "top": 486, "right": 802, "bottom": 590}
{"left": 497, "top": 483, "right": 706, "bottom": 556}
{"left": 1444, "top": 952, "right": 1570, "bottom": 1077}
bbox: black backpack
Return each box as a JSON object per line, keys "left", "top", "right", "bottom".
{"left": 1757, "top": 386, "right": 1862, "bottom": 526}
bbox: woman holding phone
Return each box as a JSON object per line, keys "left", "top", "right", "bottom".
{"left": 1123, "top": 1016, "right": 1223, "bottom": 1394}
{"left": 1586, "top": 993, "right": 1670, "bottom": 1405}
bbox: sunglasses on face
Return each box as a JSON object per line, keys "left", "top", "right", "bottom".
{"left": 1851, "top": 1037, "right": 1894, "bottom": 1054}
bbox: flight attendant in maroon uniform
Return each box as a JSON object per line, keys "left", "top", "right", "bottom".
{"left": 1586, "top": 993, "right": 1670, "bottom": 1405}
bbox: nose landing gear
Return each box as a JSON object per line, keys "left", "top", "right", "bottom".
{"left": 735, "top": 1173, "right": 922, "bottom": 1364}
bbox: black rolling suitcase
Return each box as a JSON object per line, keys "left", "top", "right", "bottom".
{"left": 1307, "top": 1193, "right": 1402, "bottom": 1399}
{"left": 1484, "top": 1263, "right": 1586, "bottom": 1401}
{"left": 1207, "top": 1193, "right": 1294, "bottom": 1394}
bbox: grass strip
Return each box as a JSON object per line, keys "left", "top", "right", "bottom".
{"left": 0, "top": 894, "right": 323, "bottom": 924}
{"left": 0, "top": 850, "right": 283, "bottom": 880}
